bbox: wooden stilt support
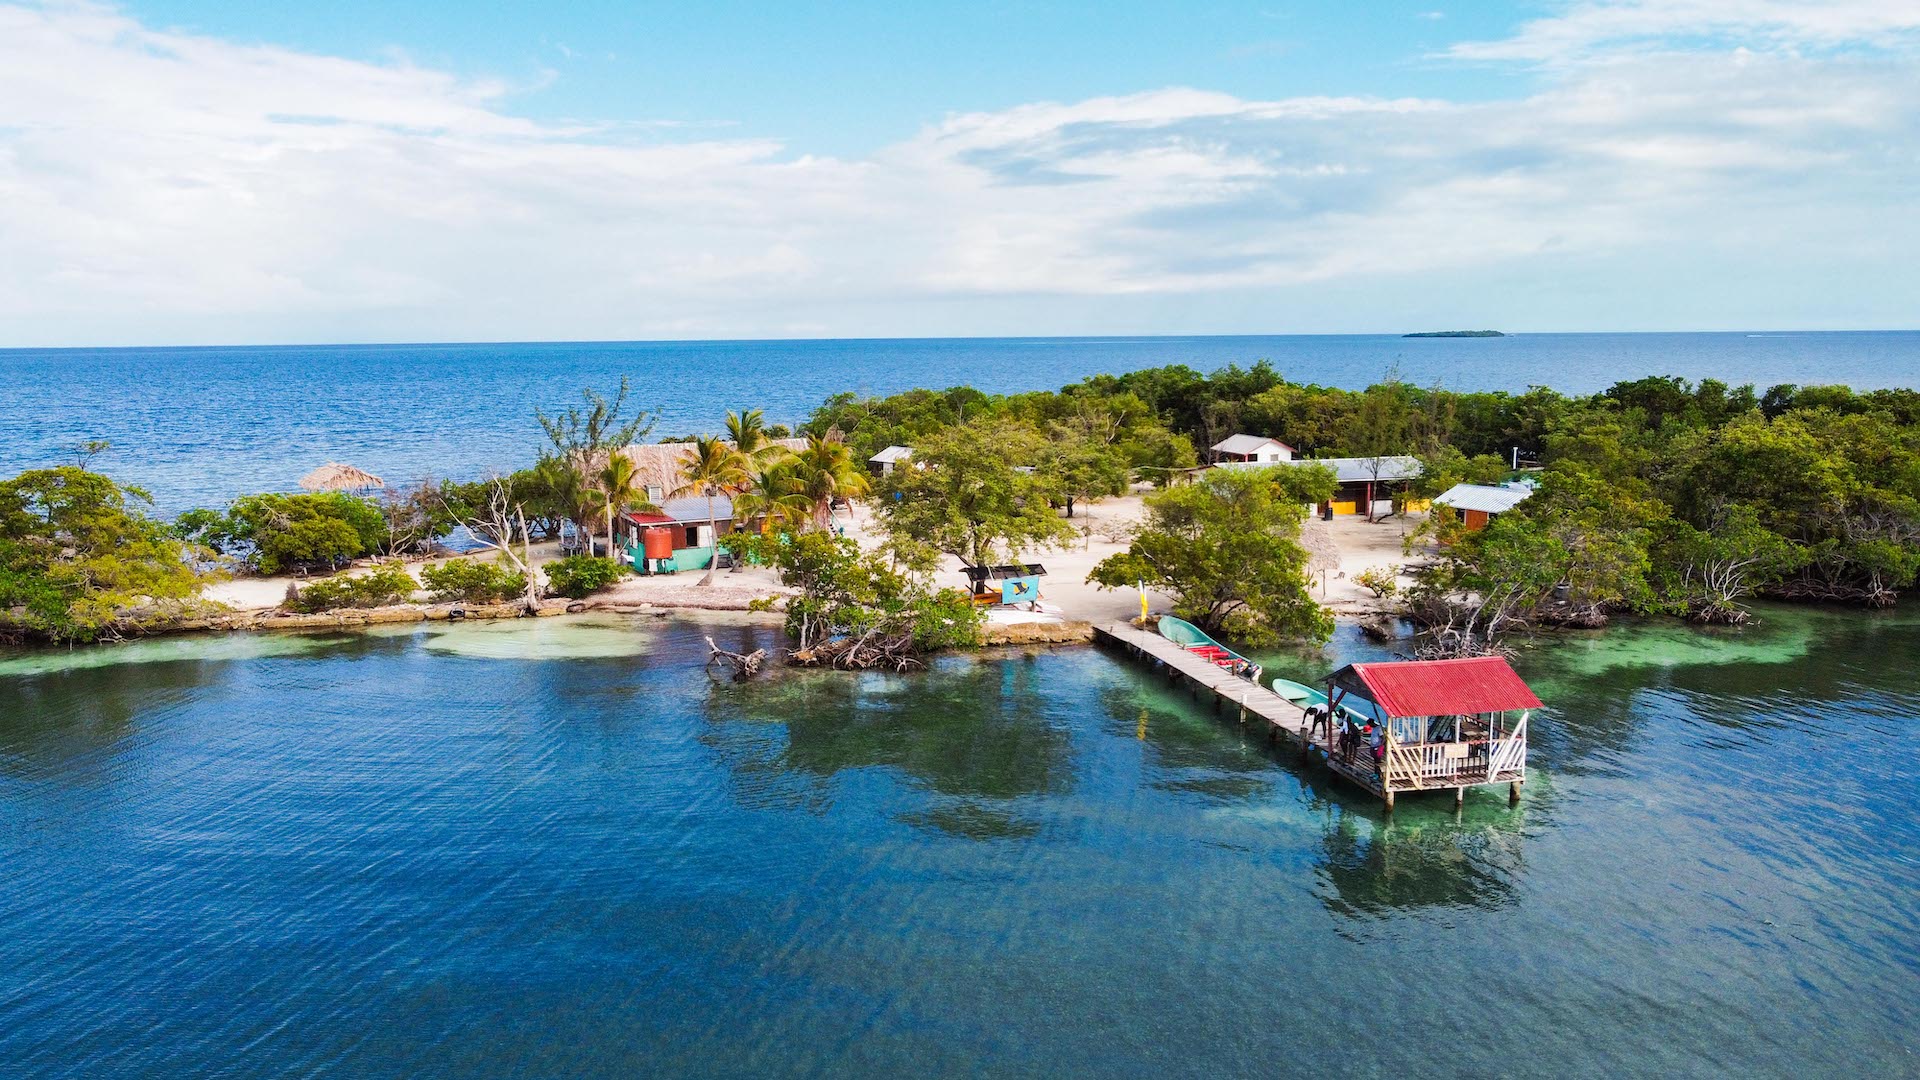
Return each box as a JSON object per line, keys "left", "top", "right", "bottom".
{"left": 1509, "top": 780, "right": 1522, "bottom": 804}
{"left": 1383, "top": 789, "right": 1395, "bottom": 812}
{"left": 1454, "top": 786, "right": 1465, "bottom": 809}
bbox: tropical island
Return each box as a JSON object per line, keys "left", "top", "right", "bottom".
{"left": 4, "top": 365, "right": 1916, "bottom": 671}
{"left": 1403, "top": 330, "right": 1506, "bottom": 337}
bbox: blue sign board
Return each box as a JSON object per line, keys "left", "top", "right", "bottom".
{"left": 1002, "top": 576, "right": 1040, "bottom": 604}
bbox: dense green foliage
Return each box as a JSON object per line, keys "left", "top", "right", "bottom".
{"left": 0, "top": 467, "right": 206, "bottom": 642}
{"left": 440, "top": 463, "right": 578, "bottom": 541}
{"left": 419, "top": 559, "right": 529, "bottom": 604}
{"left": 178, "top": 491, "right": 387, "bottom": 574}
{"left": 809, "top": 384, "right": 1195, "bottom": 487}
{"left": 741, "top": 530, "right": 984, "bottom": 657}
{"left": 287, "top": 564, "right": 417, "bottom": 613}
{"left": 873, "top": 420, "right": 1080, "bottom": 568}
{"left": 1090, "top": 466, "right": 1334, "bottom": 645}
{"left": 542, "top": 555, "right": 627, "bottom": 599}
{"left": 821, "top": 365, "right": 1920, "bottom": 639}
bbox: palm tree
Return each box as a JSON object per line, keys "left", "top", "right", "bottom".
{"left": 670, "top": 435, "right": 750, "bottom": 585}
{"left": 725, "top": 408, "right": 784, "bottom": 465}
{"left": 732, "top": 459, "right": 810, "bottom": 535}
{"left": 592, "top": 452, "right": 652, "bottom": 561}
{"left": 791, "top": 434, "right": 870, "bottom": 531}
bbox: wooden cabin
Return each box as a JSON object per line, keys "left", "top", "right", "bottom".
{"left": 613, "top": 497, "right": 740, "bottom": 573}
{"left": 1321, "top": 656, "right": 1540, "bottom": 808}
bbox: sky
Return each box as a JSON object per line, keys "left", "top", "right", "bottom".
{"left": 0, "top": 0, "right": 1916, "bottom": 346}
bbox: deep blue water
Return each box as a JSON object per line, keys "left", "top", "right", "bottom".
{"left": 2, "top": 332, "right": 1915, "bottom": 511}
{"left": 1, "top": 609, "right": 1916, "bottom": 1076}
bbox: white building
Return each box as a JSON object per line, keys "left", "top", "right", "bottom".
{"left": 1209, "top": 434, "right": 1295, "bottom": 464}
{"left": 868, "top": 445, "right": 913, "bottom": 476}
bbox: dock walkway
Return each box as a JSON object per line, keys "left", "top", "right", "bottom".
{"left": 1092, "top": 621, "right": 1389, "bottom": 798}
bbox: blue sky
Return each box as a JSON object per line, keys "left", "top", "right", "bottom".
{"left": 1, "top": 1, "right": 1917, "bottom": 345}
{"left": 120, "top": 1, "right": 1523, "bottom": 153}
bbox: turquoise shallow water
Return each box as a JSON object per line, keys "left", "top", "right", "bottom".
{"left": 1, "top": 609, "right": 1917, "bottom": 1076}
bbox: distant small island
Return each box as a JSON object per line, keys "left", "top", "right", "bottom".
{"left": 1404, "top": 330, "right": 1506, "bottom": 338}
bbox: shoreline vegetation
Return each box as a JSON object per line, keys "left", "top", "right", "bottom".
{"left": 4, "top": 363, "right": 1915, "bottom": 667}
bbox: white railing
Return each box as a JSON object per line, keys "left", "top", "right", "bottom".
{"left": 1486, "top": 714, "right": 1528, "bottom": 780}
{"left": 1381, "top": 713, "right": 1528, "bottom": 790}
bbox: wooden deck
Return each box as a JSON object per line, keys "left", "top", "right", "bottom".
{"left": 1095, "top": 621, "right": 1527, "bottom": 807}
{"left": 1093, "top": 621, "right": 1388, "bottom": 799}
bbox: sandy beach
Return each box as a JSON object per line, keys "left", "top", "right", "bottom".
{"left": 201, "top": 492, "right": 1426, "bottom": 629}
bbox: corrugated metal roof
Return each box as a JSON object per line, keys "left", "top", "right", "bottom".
{"left": 869, "top": 445, "right": 914, "bottom": 463}
{"left": 1286, "top": 456, "right": 1423, "bottom": 484}
{"left": 1327, "top": 657, "right": 1542, "bottom": 718}
{"left": 658, "top": 495, "right": 733, "bottom": 522}
{"left": 1432, "top": 482, "right": 1533, "bottom": 514}
{"left": 1211, "top": 433, "right": 1293, "bottom": 455}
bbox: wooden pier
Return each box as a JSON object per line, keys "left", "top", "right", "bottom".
{"left": 1094, "top": 621, "right": 1533, "bottom": 809}
{"left": 1093, "top": 621, "right": 1391, "bottom": 799}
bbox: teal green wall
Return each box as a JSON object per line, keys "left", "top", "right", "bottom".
{"left": 626, "top": 543, "right": 718, "bottom": 573}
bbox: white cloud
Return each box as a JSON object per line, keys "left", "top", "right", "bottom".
{"left": 1449, "top": 0, "right": 1920, "bottom": 62}
{"left": 0, "top": 0, "right": 1916, "bottom": 344}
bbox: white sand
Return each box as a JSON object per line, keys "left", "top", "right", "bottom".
{"left": 202, "top": 495, "right": 1429, "bottom": 624}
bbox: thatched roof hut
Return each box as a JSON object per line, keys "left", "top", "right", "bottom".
{"left": 299, "top": 462, "right": 385, "bottom": 492}
{"left": 616, "top": 438, "right": 807, "bottom": 497}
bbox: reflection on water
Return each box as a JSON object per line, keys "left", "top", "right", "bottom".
{"left": 703, "top": 656, "right": 1075, "bottom": 839}
{"left": 1315, "top": 806, "right": 1527, "bottom": 917}
{"left": 1, "top": 612, "right": 1917, "bottom": 1076}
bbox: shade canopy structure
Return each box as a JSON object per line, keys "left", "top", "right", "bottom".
{"left": 1325, "top": 656, "right": 1541, "bottom": 718}
{"left": 962, "top": 563, "right": 1047, "bottom": 584}
{"left": 299, "top": 463, "right": 385, "bottom": 492}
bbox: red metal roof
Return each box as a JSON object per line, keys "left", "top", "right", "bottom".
{"left": 620, "top": 510, "right": 674, "bottom": 526}
{"left": 1327, "top": 656, "right": 1542, "bottom": 718}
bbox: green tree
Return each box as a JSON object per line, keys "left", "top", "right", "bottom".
{"left": 671, "top": 435, "right": 750, "bottom": 584}
{"left": 742, "top": 530, "right": 984, "bottom": 665}
{"left": 790, "top": 434, "right": 871, "bottom": 531}
{"left": 1658, "top": 504, "right": 1808, "bottom": 623}
{"left": 592, "top": 452, "right": 654, "bottom": 558}
{"left": 536, "top": 378, "right": 656, "bottom": 551}
{"left": 1041, "top": 420, "right": 1131, "bottom": 521}
{"left": 217, "top": 492, "right": 386, "bottom": 573}
{"left": 725, "top": 408, "right": 788, "bottom": 465}
{"left": 876, "top": 420, "right": 1075, "bottom": 568}
{"left": 0, "top": 467, "right": 205, "bottom": 642}
{"left": 1088, "top": 466, "right": 1331, "bottom": 646}
{"left": 732, "top": 459, "right": 811, "bottom": 534}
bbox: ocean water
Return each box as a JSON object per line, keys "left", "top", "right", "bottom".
{"left": 2, "top": 332, "right": 1915, "bottom": 511}
{"left": 1, "top": 609, "right": 1915, "bottom": 1076}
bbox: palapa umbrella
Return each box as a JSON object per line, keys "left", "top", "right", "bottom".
{"left": 299, "top": 462, "right": 385, "bottom": 492}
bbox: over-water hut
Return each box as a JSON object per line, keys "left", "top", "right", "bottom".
{"left": 1322, "top": 656, "right": 1541, "bottom": 808}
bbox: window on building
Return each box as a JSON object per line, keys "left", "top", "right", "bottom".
{"left": 646, "top": 485, "right": 663, "bottom": 503}
{"left": 685, "top": 526, "right": 700, "bottom": 548}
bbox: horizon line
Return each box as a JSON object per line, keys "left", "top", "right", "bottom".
{"left": 4, "top": 328, "right": 1917, "bottom": 352}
